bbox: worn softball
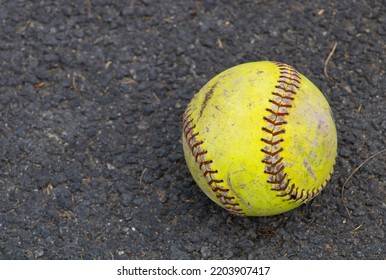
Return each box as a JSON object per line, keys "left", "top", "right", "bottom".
{"left": 182, "top": 61, "right": 337, "bottom": 216}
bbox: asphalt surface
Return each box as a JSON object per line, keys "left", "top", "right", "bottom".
{"left": 0, "top": 0, "right": 385, "bottom": 259}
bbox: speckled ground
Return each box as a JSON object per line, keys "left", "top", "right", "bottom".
{"left": 0, "top": 0, "right": 385, "bottom": 259}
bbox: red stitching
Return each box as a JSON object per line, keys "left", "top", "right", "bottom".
{"left": 262, "top": 62, "right": 298, "bottom": 199}
{"left": 183, "top": 110, "right": 245, "bottom": 215}
{"left": 199, "top": 160, "right": 212, "bottom": 169}
{"left": 204, "top": 170, "right": 218, "bottom": 176}
{"left": 274, "top": 179, "right": 291, "bottom": 192}
{"left": 275, "top": 182, "right": 293, "bottom": 195}
{"left": 280, "top": 71, "right": 301, "bottom": 82}
{"left": 208, "top": 179, "right": 224, "bottom": 185}
{"left": 262, "top": 127, "right": 286, "bottom": 136}
{"left": 261, "top": 147, "right": 283, "bottom": 156}
{"left": 262, "top": 156, "right": 283, "bottom": 166}
{"left": 265, "top": 108, "right": 289, "bottom": 116}
{"left": 269, "top": 99, "right": 292, "bottom": 108}
{"left": 191, "top": 140, "right": 203, "bottom": 152}
{"left": 261, "top": 138, "right": 284, "bottom": 146}
{"left": 212, "top": 186, "right": 229, "bottom": 192}
{"left": 184, "top": 126, "right": 195, "bottom": 139}
{"left": 195, "top": 150, "right": 207, "bottom": 162}
{"left": 261, "top": 63, "right": 303, "bottom": 201}
{"left": 263, "top": 116, "right": 287, "bottom": 126}
{"left": 273, "top": 87, "right": 297, "bottom": 97}
{"left": 267, "top": 171, "right": 286, "bottom": 184}
{"left": 261, "top": 62, "right": 334, "bottom": 203}
{"left": 264, "top": 165, "right": 285, "bottom": 176}
{"left": 277, "top": 79, "right": 300, "bottom": 88}
{"left": 188, "top": 132, "right": 199, "bottom": 144}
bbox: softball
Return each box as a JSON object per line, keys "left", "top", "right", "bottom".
{"left": 182, "top": 61, "right": 337, "bottom": 216}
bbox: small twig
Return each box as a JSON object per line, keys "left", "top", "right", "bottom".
{"left": 140, "top": 168, "right": 148, "bottom": 185}
{"left": 85, "top": 0, "right": 92, "bottom": 12}
{"left": 17, "top": 19, "right": 32, "bottom": 33}
{"left": 341, "top": 149, "right": 386, "bottom": 219}
{"left": 324, "top": 41, "right": 338, "bottom": 79}
{"left": 152, "top": 92, "right": 161, "bottom": 104}
{"left": 352, "top": 222, "right": 364, "bottom": 233}
{"left": 72, "top": 72, "right": 80, "bottom": 92}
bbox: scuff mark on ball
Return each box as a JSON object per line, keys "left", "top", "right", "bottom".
{"left": 198, "top": 81, "right": 218, "bottom": 119}
{"left": 303, "top": 159, "right": 316, "bottom": 180}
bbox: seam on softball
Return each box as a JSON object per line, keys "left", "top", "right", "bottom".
{"left": 183, "top": 109, "right": 245, "bottom": 215}
{"left": 260, "top": 62, "right": 330, "bottom": 203}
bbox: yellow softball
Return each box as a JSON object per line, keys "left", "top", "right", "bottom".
{"left": 182, "top": 61, "right": 337, "bottom": 216}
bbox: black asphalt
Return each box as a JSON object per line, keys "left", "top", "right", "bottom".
{"left": 0, "top": 0, "right": 385, "bottom": 259}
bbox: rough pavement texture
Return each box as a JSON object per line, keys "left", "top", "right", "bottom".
{"left": 0, "top": 0, "right": 385, "bottom": 259}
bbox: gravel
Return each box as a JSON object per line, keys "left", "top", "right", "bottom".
{"left": 0, "top": 0, "right": 385, "bottom": 259}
